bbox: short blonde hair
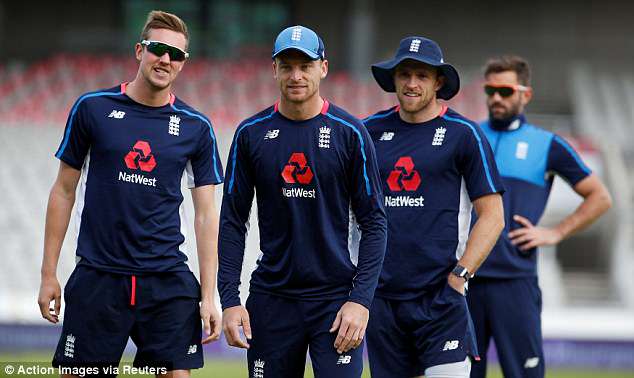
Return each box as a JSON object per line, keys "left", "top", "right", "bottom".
{"left": 140, "top": 10, "right": 189, "bottom": 48}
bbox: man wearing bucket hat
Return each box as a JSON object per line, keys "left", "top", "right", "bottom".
{"left": 218, "top": 25, "right": 387, "bottom": 377}
{"left": 363, "top": 36, "right": 506, "bottom": 378}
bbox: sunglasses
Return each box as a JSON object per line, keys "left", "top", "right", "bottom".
{"left": 141, "top": 40, "right": 189, "bottom": 61}
{"left": 484, "top": 84, "right": 529, "bottom": 98}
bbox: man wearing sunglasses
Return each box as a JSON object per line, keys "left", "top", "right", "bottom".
{"left": 468, "top": 55, "right": 612, "bottom": 378}
{"left": 218, "top": 25, "right": 387, "bottom": 377}
{"left": 363, "top": 36, "right": 505, "bottom": 378}
{"left": 38, "top": 10, "right": 223, "bottom": 377}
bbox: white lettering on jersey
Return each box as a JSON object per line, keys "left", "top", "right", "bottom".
{"left": 282, "top": 187, "right": 316, "bottom": 198}
{"left": 118, "top": 171, "right": 158, "bottom": 187}
{"left": 384, "top": 195, "right": 425, "bottom": 207}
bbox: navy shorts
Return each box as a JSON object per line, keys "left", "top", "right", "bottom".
{"left": 52, "top": 265, "right": 203, "bottom": 372}
{"left": 467, "top": 277, "right": 544, "bottom": 378}
{"left": 366, "top": 282, "right": 479, "bottom": 377}
{"left": 245, "top": 292, "right": 364, "bottom": 378}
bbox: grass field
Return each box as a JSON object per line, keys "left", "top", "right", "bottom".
{"left": 0, "top": 353, "right": 632, "bottom": 377}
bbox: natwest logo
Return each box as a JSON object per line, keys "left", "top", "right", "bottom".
{"left": 281, "top": 152, "right": 316, "bottom": 199}
{"left": 119, "top": 140, "right": 158, "bottom": 187}
{"left": 124, "top": 141, "right": 157, "bottom": 172}
{"left": 281, "top": 153, "right": 313, "bottom": 184}
{"left": 385, "top": 156, "right": 424, "bottom": 207}
{"left": 386, "top": 156, "right": 421, "bottom": 191}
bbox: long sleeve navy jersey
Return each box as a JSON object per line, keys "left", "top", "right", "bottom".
{"left": 218, "top": 100, "right": 387, "bottom": 310}
{"left": 363, "top": 105, "right": 505, "bottom": 300}
{"left": 55, "top": 83, "right": 224, "bottom": 274}
{"left": 475, "top": 116, "right": 592, "bottom": 278}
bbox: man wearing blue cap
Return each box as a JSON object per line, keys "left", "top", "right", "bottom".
{"left": 363, "top": 37, "right": 506, "bottom": 378}
{"left": 218, "top": 25, "right": 387, "bottom": 377}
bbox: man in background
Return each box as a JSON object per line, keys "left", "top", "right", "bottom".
{"left": 468, "top": 55, "right": 612, "bottom": 378}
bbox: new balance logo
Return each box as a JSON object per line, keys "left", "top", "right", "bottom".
{"left": 318, "top": 126, "right": 331, "bottom": 148}
{"left": 337, "top": 355, "right": 352, "bottom": 365}
{"left": 64, "top": 334, "right": 76, "bottom": 358}
{"left": 187, "top": 345, "right": 197, "bottom": 355}
{"left": 379, "top": 132, "right": 394, "bottom": 141}
{"left": 253, "top": 359, "right": 265, "bottom": 378}
{"left": 442, "top": 340, "right": 459, "bottom": 351}
{"left": 291, "top": 27, "right": 302, "bottom": 41}
{"left": 168, "top": 115, "right": 180, "bottom": 136}
{"left": 432, "top": 127, "right": 446, "bottom": 146}
{"left": 409, "top": 39, "right": 421, "bottom": 52}
{"left": 108, "top": 110, "right": 125, "bottom": 119}
{"left": 524, "top": 357, "right": 540, "bottom": 369}
{"left": 264, "top": 129, "right": 279, "bottom": 140}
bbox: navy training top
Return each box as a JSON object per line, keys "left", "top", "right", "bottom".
{"left": 55, "top": 83, "right": 224, "bottom": 274}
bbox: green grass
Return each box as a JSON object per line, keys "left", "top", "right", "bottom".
{"left": 0, "top": 353, "right": 632, "bottom": 377}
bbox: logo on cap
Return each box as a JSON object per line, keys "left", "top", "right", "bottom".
{"left": 291, "top": 27, "right": 302, "bottom": 41}
{"left": 409, "top": 39, "right": 421, "bottom": 52}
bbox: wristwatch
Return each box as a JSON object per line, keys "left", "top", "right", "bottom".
{"left": 451, "top": 264, "right": 472, "bottom": 282}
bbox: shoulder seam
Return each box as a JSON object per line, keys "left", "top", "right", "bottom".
{"left": 227, "top": 110, "right": 276, "bottom": 193}
{"left": 362, "top": 107, "right": 397, "bottom": 124}
{"left": 55, "top": 89, "right": 123, "bottom": 158}
{"left": 170, "top": 104, "right": 222, "bottom": 183}
{"left": 325, "top": 112, "right": 372, "bottom": 196}
{"left": 442, "top": 115, "right": 497, "bottom": 193}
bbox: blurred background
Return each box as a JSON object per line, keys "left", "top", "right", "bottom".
{"left": 0, "top": 0, "right": 633, "bottom": 376}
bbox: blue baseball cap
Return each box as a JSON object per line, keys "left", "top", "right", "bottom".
{"left": 272, "top": 25, "right": 325, "bottom": 60}
{"left": 371, "top": 36, "right": 460, "bottom": 100}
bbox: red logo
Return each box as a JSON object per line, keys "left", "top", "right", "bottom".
{"left": 387, "top": 156, "right": 421, "bottom": 191}
{"left": 281, "top": 153, "right": 313, "bottom": 184}
{"left": 124, "top": 141, "right": 157, "bottom": 172}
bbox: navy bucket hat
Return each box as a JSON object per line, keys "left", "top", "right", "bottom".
{"left": 371, "top": 36, "right": 460, "bottom": 100}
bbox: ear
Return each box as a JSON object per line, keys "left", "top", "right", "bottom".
{"left": 272, "top": 61, "right": 278, "bottom": 80}
{"left": 135, "top": 43, "right": 143, "bottom": 62}
{"left": 521, "top": 87, "right": 533, "bottom": 105}
{"left": 320, "top": 59, "right": 329, "bottom": 79}
{"left": 434, "top": 75, "right": 446, "bottom": 92}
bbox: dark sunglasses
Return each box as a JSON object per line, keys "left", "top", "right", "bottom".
{"left": 484, "top": 84, "right": 529, "bottom": 98}
{"left": 141, "top": 40, "right": 189, "bottom": 61}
